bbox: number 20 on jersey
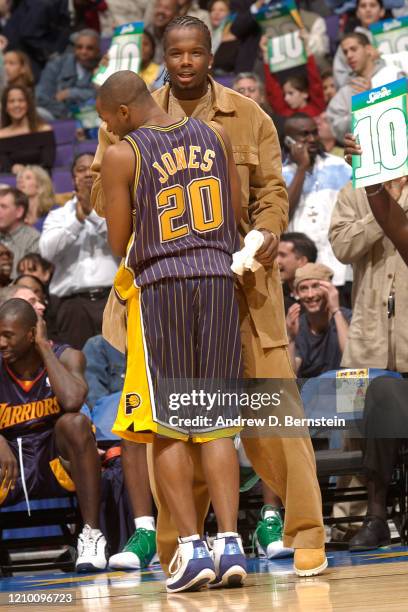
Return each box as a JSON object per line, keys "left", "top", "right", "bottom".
{"left": 352, "top": 78, "right": 408, "bottom": 189}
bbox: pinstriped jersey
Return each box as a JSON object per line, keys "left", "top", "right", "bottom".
{"left": 123, "top": 117, "right": 239, "bottom": 287}
{"left": 0, "top": 344, "right": 69, "bottom": 440}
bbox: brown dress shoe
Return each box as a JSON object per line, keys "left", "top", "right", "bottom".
{"left": 294, "top": 548, "right": 328, "bottom": 577}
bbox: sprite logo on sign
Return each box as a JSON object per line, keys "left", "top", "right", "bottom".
{"left": 351, "top": 78, "right": 408, "bottom": 189}
{"left": 370, "top": 16, "right": 408, "bottom": 55}
{"left": 93, "top": 21, "right": 144, "bottom": 87}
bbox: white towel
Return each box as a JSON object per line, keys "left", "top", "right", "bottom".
{"left": 230, "top": 230, "right": 265, "bottom": 275}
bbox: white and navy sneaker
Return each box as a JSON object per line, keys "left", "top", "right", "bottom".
{"left": 210, "top": 535, "right": 247, "bottom": 588}
{"left": 76, "top": 524, "right": 108, "bottom": 573}
{"left": 166, "top": 539, "right": 216, "bottom": 593}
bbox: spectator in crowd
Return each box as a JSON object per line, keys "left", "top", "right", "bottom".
{"left": 100, "top": 0, "right": 149, "bottom": 35}
{"left": 36, "top": 29, "right": 101, "bottom": 120}
{"left": 327, "top": 32, "right": 402, "bottom": 144}
{"left": 16, "top": 252, "right": 53, "bottom": 286}
{"left": 145, "top": 0, "right": 180, "bottom": 64}
{"left": 282, "top": 114, "right": 352, "bottom": 299}
{"left": 16, "top": 165, "right": 57, "bottom": 231}
{"left": 329, "top": 171, "right": 408, "bottom": 374}
{"left": 286, "top": 263, "right": 351, "bottom": 377}
{"left": 262, "top": 33, "right": 326, "bottom": 118}
{"left": 0, "top": 187, "right": 39, "bottom": 277}
{"left": 277, "top": 232, "right": 318, "bottom": 313}
{"left": 0, "top": 284, "right": 45, "bottom": 317}
{"left": 3, "top": 50, "right": 34, "bottom": 90}
{"left": 13, "top": 273, "right": 47, "bottom": 305}
{"left": 39, "top": 153, "right": 118, "bottom": 350}
{"left": 0, "top": 85, "right": 56, "bottom": 174}
{"left": 139, "top": 31, "right": 162, "bottom": 90}
{"left": 178, "top": 0, "right": 211, "bottom": 25}
{"left": 0, "top": 240, "right": 12, "bottom": 287}
{"left": 321, "top": 69, "right": 337, "bottom": 103}
{"left": 0, "top": 298, "right": 107, "bottom": 572}
{"left": 232, "top": 72, "right": 284, "bottom": 143}
{"left": 209, "top": 0, "right": 231, "bottom": 54}
{"left": 1, "top": 0, "right": 71, "bottom": 80}
{"left": 333, "top": 0, "right": 386, "bottom": 88}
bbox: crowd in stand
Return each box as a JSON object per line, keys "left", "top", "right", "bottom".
{"left": 0, "top": 0, "right": 407, "bottom": 575}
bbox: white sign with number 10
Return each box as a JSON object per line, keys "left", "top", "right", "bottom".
{"left": 352, "top": 78, "right": 408, "bottom": 189}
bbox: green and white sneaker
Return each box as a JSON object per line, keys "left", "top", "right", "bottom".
{"left": 109, "top": 528, "right": 157, "bottom": 569}
{"left": 254, "top": 506, "right": 293, "bottom": 560}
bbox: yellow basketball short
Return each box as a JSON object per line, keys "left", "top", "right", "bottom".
{"left": 111, "top": 263, "right": 241, "bottom": 444}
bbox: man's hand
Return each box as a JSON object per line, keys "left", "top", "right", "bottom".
{"left": 35, "top": 317, "right": 50, "bottom": 352}
{"left": 350, "top": 77, "right": 371, "bottom": 94}
{"left": 344, "top": 132, "right": 362, "bottom": 165}
{"left": 255, "top": 230, "right": 279, "bottom": 266}
{"left": 290, "top": 141, "right": 311, "bottom": 170}
{"left": 318, "top": 280, "right": 340, "bottom": 314}
{"left": 286, "top": 303, "right": 301, "bottom": 341}
{"left": 384, "top": 177, "right": 408, "bottom": 202}
{"left": 76, "top": 175, "right": 94, "bottom": 222}
{"left": 55, "top": 89, "right": 70, "bottom": 102}
{"left": 0, "top": 436, "right": 18, "bottom": 489}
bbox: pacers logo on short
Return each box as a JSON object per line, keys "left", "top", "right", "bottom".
{"left": 125, "top": 392, "right": 142, "bottom": 416}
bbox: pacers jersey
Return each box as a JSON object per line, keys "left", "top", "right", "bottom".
{"left": 0, "top": 344, "right": 69, "bottom": 440}
{"left": 123, "top": 117, "right": 239, "bottom": 287}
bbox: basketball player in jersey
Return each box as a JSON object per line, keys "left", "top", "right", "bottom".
{"left": 0, "top": 299, "right": 107, "bottom": 573}
{"left": 97, "top": 70, "right": 247, "bottom": 593}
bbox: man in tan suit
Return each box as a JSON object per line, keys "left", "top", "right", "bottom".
{"left": 91, "top": 16, "right": 326, "bottom": 576}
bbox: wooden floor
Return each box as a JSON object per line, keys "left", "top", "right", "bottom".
{"left": 2, "top": 549, "right": 408, "bottom": 611}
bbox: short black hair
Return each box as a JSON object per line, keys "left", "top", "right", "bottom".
{"left": 0, "top": 297, "right": 37, "bottom": 330}
{"left": 163, "top": 16, "right": 212, "bottom": 52}
{"left": 17, "top": 252, "right": 53, "bottom": 275}
{"left": 0, "top": 187, "right": 29, "bottom": 219}
{"left": 281, "top": 232, "right": 318, "bottom": 263}
{"left": 341, "top": 32, "right": 371, "bottom": 47}
{"left": 71, "top": 152, "right": 94, "bottom": 177}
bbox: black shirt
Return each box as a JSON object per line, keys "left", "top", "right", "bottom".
{"left": 0, "top": 130, "right": 56, "bottom": 174}
{"left": 296, "top": 308, "right": 352, "bottom": 378}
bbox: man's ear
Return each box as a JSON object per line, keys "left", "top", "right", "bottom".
{"left": 297, "top": 255, "right": 308, "bottom": 268}
{"left": 15, "top": 205, "right": 25, "bottom": 221}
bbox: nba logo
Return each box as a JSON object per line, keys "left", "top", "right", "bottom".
{"left": 125, "top": 392, "right": 142, "bottom": 415}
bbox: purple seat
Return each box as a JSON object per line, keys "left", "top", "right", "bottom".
{"left": 50, "top": 119, "right": 77, "bottom": 145}
{"left": 55, "top": 143, "right": 75, "bottom": 168}
{"left": 75, "top": 140, "right": 98, "bottom": 158}
{"left": 213, "top": 74, "right": 235, "bottom": 89}
{"left": 52, "top": 168, "right": 73, "bottom": 193}
{"left": 100, "top": 37, "right": 112, "bottom": 55}
{"left": 0, "top": 174, "right": 16, "bottom": 187}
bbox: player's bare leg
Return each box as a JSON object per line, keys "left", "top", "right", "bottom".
{"left": 200, "top": 438, "right": 239, "bottom": 533}
{"left": 54, "top": 412, "right": 108, "bottom": 572}
{"left": 109, "top": 440, "right": 157, "bottom": 570}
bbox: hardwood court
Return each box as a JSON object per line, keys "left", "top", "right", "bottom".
{"left": 2, "top": 548, "right": 408, "bottom": 611}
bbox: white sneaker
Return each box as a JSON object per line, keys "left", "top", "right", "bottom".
{"left": 76, "top": 524, "right": 108, "bottom": 573}
{"left": 210, "top": 535, "right": 247, "bottom": 588}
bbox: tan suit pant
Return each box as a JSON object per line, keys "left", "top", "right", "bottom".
{"left": 146, "top": 284, "right": 325, "bottom": 574}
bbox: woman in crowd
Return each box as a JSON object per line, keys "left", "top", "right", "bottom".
{"left": 0, "top": 241, "right": 13, "bottom": 287}
{"left": 139, "top": 31, "right": 161, "bottom": 90}
{"left": 262, "top": 32, "right": 326, "bottom": 118}
{"left": 0, "top": 85, "right": 56, "bottom": 174}
{"left": 3, "top": 50, "right": 35, "bottom": 90}
{"left": 16, "top": 165, "right": 58, "bottom": 231}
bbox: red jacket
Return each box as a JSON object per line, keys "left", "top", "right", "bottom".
{"left": 263, "top": 55, "right": 326, "bottom": 117}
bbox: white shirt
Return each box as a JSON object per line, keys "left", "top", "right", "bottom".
{"left": 283, "top": 154, "right": 352, "bottom": 286}
{"left": 39, "top": 197, "right": 118, "bottom": 297}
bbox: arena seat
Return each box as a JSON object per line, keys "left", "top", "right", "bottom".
{"left": 52, "top": 168, "right": 73, "bottom": 193}
{"left": 0, "top": 174, "right": 16, "bottom": 187}
{"left": 50, "top": 120, "right": 77, "bottom": 146}
{"left": 301, "top": 369, "right": 407, "bottom": 546}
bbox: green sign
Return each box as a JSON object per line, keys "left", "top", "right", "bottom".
{"left": 254, "top": 0, "right": 303, "bottom": 37}
{"left": 267, "top": 30, "right": 306, "bottom": 72}
{"left": 93, "top": 21, "right": 144, "bottom": 87}
{"left": 370, "top": 16, "right": 408, "bottom": 55}
{"left": 351, "top": 78, "right": 408, "bottom": 189}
